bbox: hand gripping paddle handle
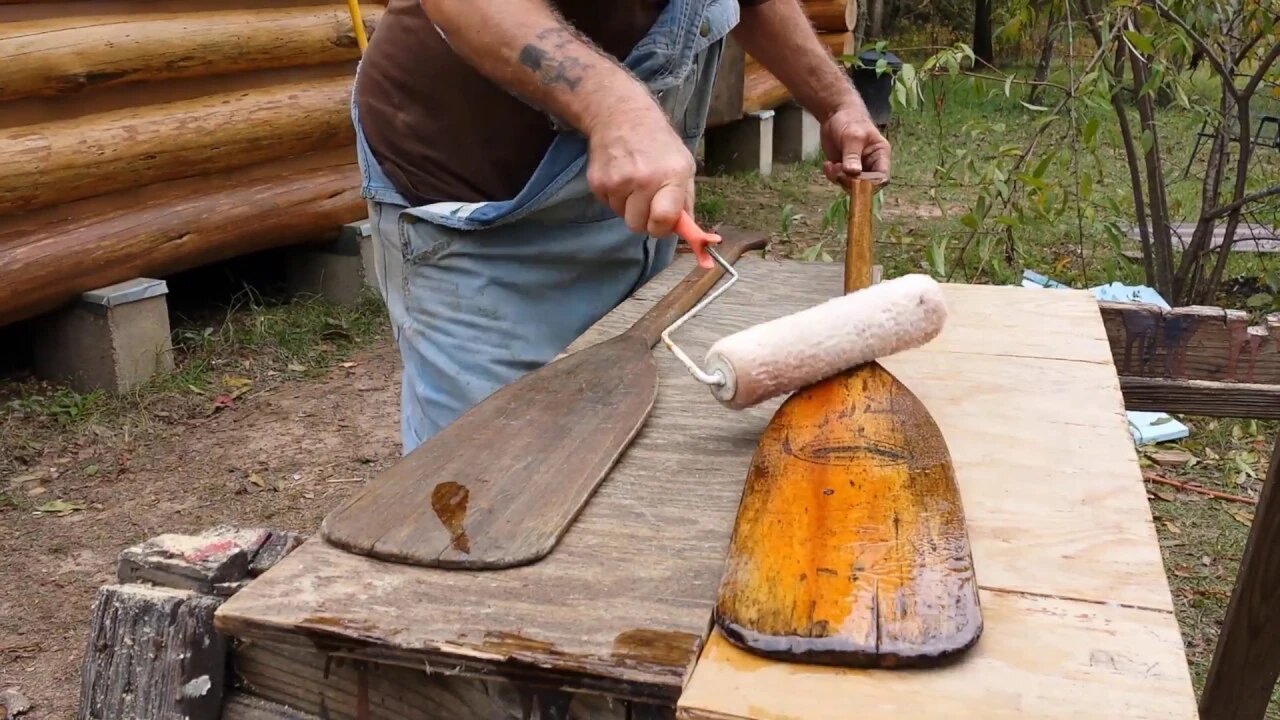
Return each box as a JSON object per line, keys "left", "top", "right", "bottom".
{"left": 674, "top": 211, "right": 721, "bottom": 270}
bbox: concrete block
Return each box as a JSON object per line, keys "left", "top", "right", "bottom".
{"left": 703, "top": 110, "right": 774, "bottom": 177}
{"left": 773, "top": 103, "right": 821, "bottom": 164}
{"left": 287, "top": 220, "right": 373, "bottom": 305}
{"left": 33, "top": 278, "right": 174, "bottom": 393}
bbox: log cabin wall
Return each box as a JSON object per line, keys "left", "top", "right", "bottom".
{"left": 742, "top": 0, "right": 857, "bottom": 115}
{"left": 0, "top": 0, "right": 385, "bottom": 327}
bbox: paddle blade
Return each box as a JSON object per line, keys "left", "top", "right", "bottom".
{"left": 320, "top": 334, "right": 657, "bottom": 569}
{"left": 715, "top": 362, "right": 982, "bottom": 668}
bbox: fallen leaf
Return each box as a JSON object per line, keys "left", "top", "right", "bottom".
{"left": 1201, "top": 555, "right": 1214, "bottom": 566}
{"left": 83, "top": 464, "right": 99, "bottom": 477}
{"left": 221, "top": 375, "right": 252, "bottom": 389}
{"left": 339, "top": 361, "right": 359, "bottom": 369}
{"left": 271, "top": 477, "right": 286, "bottom": 492}
{"left": 1163, "top": 521, "right": 1182, "bottom": 534}
{"left": 4, "top": 471, "right": 44, "bottom": 489}
{"left": 303, "top": 492, "right": 315, "bottom": 500}
{"left": 211, "top": 394, "right": 235, "bottom": 411}
{"left": 1172, "top": 566, "right": 1192, "bottom": 577}
{"left": 1148, "top": 489, "right": 1178, "bottom": 502}
{"left": 1228, "top": 508, "right": 1255, "bottom": 526}
{"left": 291, "top": 472, "right": 303, "bottom": 481}
{"left": 247, "top": 473, "right": 265, "bottom": 488}
{"left": 33, "top": 499, "right": 87, "bottom": 516}
{"left": 286, "top": 363, "right": 307, "bottom": 372}
{"left": 25, "top": 487, "right": 46, "bottom": 497}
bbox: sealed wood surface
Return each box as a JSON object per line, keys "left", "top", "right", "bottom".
{"left": 0, "top": 160, "right": 362, "bottom": 325}
{"left": 0, "top": 75, "right": 353, "bottom": 215}
{"left": 715, "top": 364, "right": 981, "bottom": 667}
{"left": 801, "top": 0, "right": 854, "bottom": 31}
{"left": 320, "top": 231, "right": 766, "bottom": 569}
{"left": 743, "top": 32, "right": 849, "bottom": 114}
{"left": 0, "top": 5, "right": 380, "bottom": 102}
{"left": 218, "top": 257, "right": 1189, "bottom": 715}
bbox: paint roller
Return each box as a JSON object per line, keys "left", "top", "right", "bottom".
{"left": 665, "top": 206, "right": 946, "bottom": 410}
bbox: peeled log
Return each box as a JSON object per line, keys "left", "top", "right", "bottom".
{"left": 744, "top": 32, "right": 851, "bottom": 114}
{"left": 0, "top": 76, "right": 353, "bottom": 216}
{"left": 802, "top": 0, "right": 854, "bottom": 32}
{"left": 0, "top": 5, "right": 382, "bottom": 102}
{"left": 0, "top": 162, "right": 364, "bottom": 326}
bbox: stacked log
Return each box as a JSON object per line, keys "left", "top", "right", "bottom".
{"left": 0, "top": 2, "right": 382, "bottom": 327}
{"left": 802, "top": 0, "right": 857, "bottom": 32}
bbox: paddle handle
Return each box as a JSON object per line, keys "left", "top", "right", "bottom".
{"left": 845, "top": 172, "right": 888, "bottom": 294}
{"left": 629, "top": 215, "right": 768, "bottom": 347}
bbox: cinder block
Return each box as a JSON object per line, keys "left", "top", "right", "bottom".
{"left": 773, "top": 103, "right": 821, "bottom": 164}
{"left": 33, "top": 278, "right": 174, "bottom": 393}
{"left": 703, "top": 110, "right": 774, "bottom": 177}
{"left": 287, "top": 220, "right": 373, "bottom": 305}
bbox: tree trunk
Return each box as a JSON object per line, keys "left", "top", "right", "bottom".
{"left": 973, "top": 0, "right": 995, "bottom": 67}
{"left": 1028, "top": 3, "right": 1060, "bottom": 105}
{"left": 0, "top": 76, "right": 354, "bottom": 216}
{"left": 0, "top": 162, "right": 364, "bottom": 326}
{"left": 0, "top": 5, "right": 381, "bottom": 102}
{"left": 868, "top": 0, "right": 884, "bottom": 39}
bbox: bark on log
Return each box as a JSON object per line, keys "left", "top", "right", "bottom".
{"left": 0, "top": 5, "right": 382, "bottom": 102}
{"left": 802, "top": 0, "right": 854, "bottom": 32}
{"left": 0, "top": 76, "right": 353, "bottom": 216}
{"left": 77, "top": 584, "right": 227, "bottom": 720}
{"left": 744, "top": 33, "right": 851, "bottom": 113}
{"left": 0, "top": 162, "right": 364, "bottom": 326}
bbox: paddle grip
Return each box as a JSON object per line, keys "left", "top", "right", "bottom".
{"left": 845, "top": 172, "right": 888, "bottom": 294}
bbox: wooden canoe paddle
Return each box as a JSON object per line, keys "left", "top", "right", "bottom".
{"left": 713, "top": 173, "right": 983, "bottom": 668}
{"left": 320, "top": 226, "right": 767, "bottom": 569}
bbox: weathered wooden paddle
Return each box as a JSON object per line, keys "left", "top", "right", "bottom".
{"left": 320, "top": 226, "right": 767, "bottom": 569}
{"left": 713, "top": 174, "right": 983, "bottom": 668}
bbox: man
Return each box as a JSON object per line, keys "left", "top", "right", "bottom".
{"left": 353, "top": 0, "right": 891, "bottom": 454}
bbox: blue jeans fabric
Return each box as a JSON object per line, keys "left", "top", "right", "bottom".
{"left": 357, "top": 0, "right": 736, "bottom": 453}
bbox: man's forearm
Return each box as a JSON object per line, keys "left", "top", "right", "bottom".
{"left": 734, "top": 0, "right": 865, "bottom": 121}
{"left": 419, "top": 0, "right": 664, "bottom": 136}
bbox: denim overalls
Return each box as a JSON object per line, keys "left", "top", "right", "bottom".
{"left": 354, "top": 0, "right": 741, "bottom": 454}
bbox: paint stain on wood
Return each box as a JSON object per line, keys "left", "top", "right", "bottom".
{"left": 1160, "top": 313, "right": 1199, "bottom": 377}
{"left": 430, "top": 481, "right": 471, "bottom": 555}
{"left": 611, "top": 629, "right": 701, "bottom": 670}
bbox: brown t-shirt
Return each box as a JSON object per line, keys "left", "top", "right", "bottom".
{"left": 356, "top": 1, "right": 760, "bottom": 207}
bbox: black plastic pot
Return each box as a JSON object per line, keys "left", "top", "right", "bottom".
{"left": 849, "top": 49, "right": 903, "bottom": 128}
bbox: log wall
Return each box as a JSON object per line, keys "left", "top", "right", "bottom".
{"left": 0, "top": 1, "right": 382, "bottom": 327}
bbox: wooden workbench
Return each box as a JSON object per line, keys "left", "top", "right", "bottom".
{"left": 213, "top": 253, "right": 1198, "bottom": 720}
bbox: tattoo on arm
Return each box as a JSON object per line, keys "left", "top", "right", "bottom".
{"left": 517, "top": 26, "right": 593, "bottom": 91}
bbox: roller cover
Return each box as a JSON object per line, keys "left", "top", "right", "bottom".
{"left": 705, "top": 274, "right": 947, "bottom": 409}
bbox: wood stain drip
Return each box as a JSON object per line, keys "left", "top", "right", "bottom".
{"left": 430, "top": 481, "right": 471, "bottom": 554}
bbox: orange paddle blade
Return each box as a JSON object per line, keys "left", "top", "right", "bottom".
{"left": 715, "top": 362, "right": 982, "bottom": 668}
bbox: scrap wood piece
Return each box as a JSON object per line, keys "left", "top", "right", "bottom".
{"left": 77, "top": 585, "right": 226, "bottom": 720}
{"left": 117, "top": 525, "right": 303, "bottom": 594}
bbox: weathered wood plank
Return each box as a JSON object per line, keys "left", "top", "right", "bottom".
{"left": 78, "top": 584, "right": 227, "bottom": 720}
{"left": 1099, "top": 301, "right": 1280, "bottom": 385}
{"left": 0, "top": 6, "right": 381, "bottom": 102}
{"left": 221, "top": 693, "right": 319, "bottom": 720}
{"left": 217, "top": 257, "right": 1183, "bottom": 718}
{"left": 1119, "top": 376, "right": 1280, "bottom": 419}
{"left": 1200, "top": 438, "right": 1280, "bottom": 720}
{"left": 0, "top": 76, "right": 353, "bottom": 215}
{"left": 231, "top": 641, "right": 647, "bottom": 720}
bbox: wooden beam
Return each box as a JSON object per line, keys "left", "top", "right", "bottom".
{"left": 0, "top": 161, "right": 364, "bottom": 326}
{"left": 0, "top": 6, "right": 382, "bottom": 102}
{"left": 0, "top": 76, "right": 353, "bottom": 216}
{"left": 1119, "top": 377, "right": 1280, "bottom": 419}
{"left": 1199, "top": 438, "right": 1280, "bottom": 720}
{"left": 1099, "top": 301, "right": 1280, "bottom": 385}
{"left": 802, "top": 0, "right": 855, "bottom": 32}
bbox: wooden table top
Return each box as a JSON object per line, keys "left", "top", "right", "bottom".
{"left": 214, "top": 252, "right": 1197, "bottom": 718}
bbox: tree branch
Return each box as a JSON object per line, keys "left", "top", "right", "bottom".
{"left": 1243, "top": 41, "right": 1280, "bottom": 97}
{"left": 1141, "top": 0, "right": 1237, "bottom": 97}
{"left": 1206, "top": 185, "right": 1280, "bottom": 220}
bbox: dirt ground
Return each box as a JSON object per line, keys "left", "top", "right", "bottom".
{"left": 0, "top": 341, "right": 402, "bottom": 719}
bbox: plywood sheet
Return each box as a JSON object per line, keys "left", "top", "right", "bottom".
{"left": 678, "top": 591, "right": 1196, "bottom": 720}
{"left": 217, "top": 255, "right": 1186, "bottom": 711}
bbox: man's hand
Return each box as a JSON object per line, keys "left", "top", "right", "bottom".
{"left": 820, "top": 105, "right": 892, "bottom": 186}
{"left": 585, "top": 105, "right": 696, "bottom": 237}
